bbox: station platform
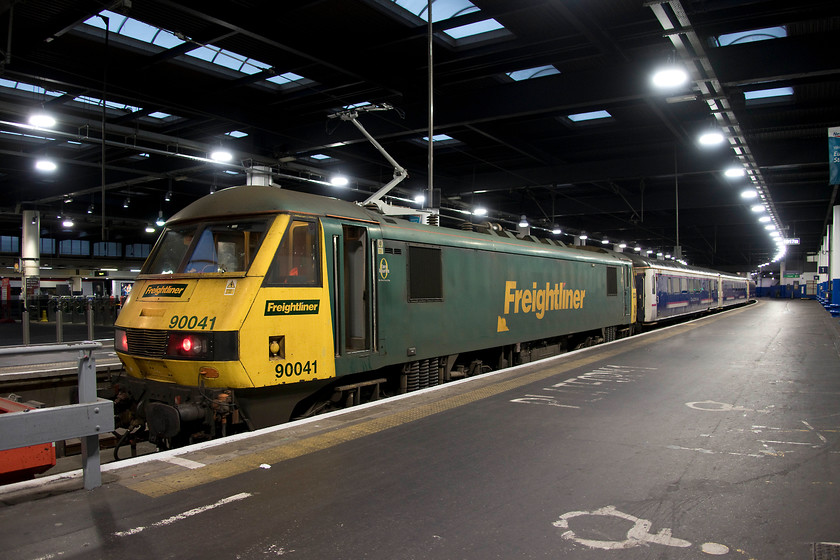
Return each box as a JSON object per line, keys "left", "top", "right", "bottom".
{"left": 0, "top": 298, "right": 838, "bottom": 559}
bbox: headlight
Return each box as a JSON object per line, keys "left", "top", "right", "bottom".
{"left": 114, "top": 328, "right": 128, "bottom": 353}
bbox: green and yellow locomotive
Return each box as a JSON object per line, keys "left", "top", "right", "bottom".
{"left": 113, "top": 185, "right": 635, "bottom": 445}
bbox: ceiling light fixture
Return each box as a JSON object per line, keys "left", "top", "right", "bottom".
{"left": 210, "top": 148, "right": 233, "bottom": 162}
{"left": 552, "top": 224, "right": 561, "bottom": 235}
{"left": 330, "top": 175, "right": 349, "bottom": 187}
{"left": 35, "top": 158, "right": 57, "bottom": 172}
{"left": 518, "top": 215, "right": 529, "bottom": 228}
{"left": 740, "top": 189, "right": 758, "bottom": 199}
{"left": 651, "top": 65, "right": 688, "bottom": 89}
{"left": 750, "top": 204, "right": 766, "bottom": 213}
{"left": 156, "top": 210, "right": 166, "bottom": 227}
{"left": 698, "top": 130, "right": 725, "bottom": 146}
{"left": 724, "top": 166, "right": 745, "bottom": 178}
{"left": 473, "top": 207, "right": 487, "bottom": 217}
{"left": 29, "top": 112, "right": 56, "bottom": 128}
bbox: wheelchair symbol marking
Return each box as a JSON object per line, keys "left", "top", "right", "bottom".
{"left": 552, "top": 505, "right": 691, "bottom": 550}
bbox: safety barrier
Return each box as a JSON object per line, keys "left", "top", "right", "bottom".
{"left": 0, "top": 342, "right": 114, "bottom": 490}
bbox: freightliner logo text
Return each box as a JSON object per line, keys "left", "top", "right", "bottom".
{"left": 142, "top": 283, "right": 188, "bottom": 298}
{"left": 265, "top": 300, "right": 320, "bottom": 315}
{"left": 503, "top": 281, "right": 586, "bottom": 319}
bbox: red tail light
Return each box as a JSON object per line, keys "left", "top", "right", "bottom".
{"left": 167, "top": 332, "right": 209, "bottom": 358}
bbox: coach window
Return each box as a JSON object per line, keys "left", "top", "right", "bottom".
{"left": 264, "top": 219, "right": 321, "bottom": 286}
{"left": 606, "top": 266, "right": 618, "bottom": 296}
{"left": 408, "top": 246, "right": 443, "bottom": 301}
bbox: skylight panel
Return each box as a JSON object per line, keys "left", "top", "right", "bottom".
{"left": 423, "top": 134, "right": 455, "bottom": 142}
{"left": 507, "top": 65, "right": 560, "bottom": 81}
{"left": 225, "top": 130, "right": 248, "bottom": 138}
{"left": 0, "top": 130, "right": 57, "bottom": 142}
{"left": 81, "top": 10, "right": 309, "bottom": 89}
{"left": 310, "top": 154, "right": 331, "bottom": 160}
{"left": 148, "top": 111, "right": 172, "bottom": 119}
{"left": 0, "top": 78, "right": 63, "bottom": 97}
{"left": 387, "top": 0, "right": 508, "bottom": 41}
{"left": 343, "top": 101, "right": 372, "bottom": 110}
{"left": 83, "top": 10, "right": 184, "bottom": 49}
{"left": 393, "top": 0, "right": 478, "bottom": 23}
{"left": 74, "top": 95, "right": 142, "bottom": 113}
{"left": 186, "top": 45, "right": 217, "bottom": 63}
{"left": 444, "top": 18, "right": 504, "bottom": 39}
{"left": 267, "top": 72, "right": 306, "bottom": 86}
{"left": 567, "top": 110, "right": 612, "bottom": 122}
{"left": 715, "top": 26, "right": 787, "bottom": 46}
{"left": 119, "top": 18, "right": 158, "bottom": 43}
{"left": 417, "top": 133, "right": 460, "bottom": 147}
{"left": 213, "top": 51, "right": 246, "bottom": 72}
{"left": 744, "top": 87, "right": 793, "bottom": 100}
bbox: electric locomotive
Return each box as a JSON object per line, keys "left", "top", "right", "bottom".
{"left": 112, "top": 185, "right": 638, "bottom": 445}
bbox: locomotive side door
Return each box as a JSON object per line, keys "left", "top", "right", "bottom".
{"left": 341, "top": 224, "right": 371, "bottom": 353}
{"left": 327, "top": 221, "right": 381, "bottom": 370}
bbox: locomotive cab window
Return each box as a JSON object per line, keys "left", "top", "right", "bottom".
{"left": 408, "top": 246, "right": 443, "bottom": 301}
{"left": 143, "top": 219, "right": 268, "bottom": 275}
{"left": 264, "top": 219, "right": 321, "bottom": 287}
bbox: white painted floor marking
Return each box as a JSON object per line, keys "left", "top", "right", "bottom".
{"left": 802, "top": 420, "right": 829, "bottom": 444}
{"left": 114, "top": 492, "right": 251, "bottom": 537}
{"left": 509, "top": 395, "right": 581, "bottom": 408}
{"left": 160, "top": 456, "right": 206, "bottom": 469}
{"left": 686, "top": 400, "right": 770, "bottom": 413}
{"left": 667, "top": 445, "right": 767, "bottom": 458}
{"left": 552, "top": 505, "right": 691, "bottom": 550}
{"left": 701, "top": 542, "right": 730, "bottom": 554}
{"left": 511, "top": 364, "right": 653, "bottom": 409}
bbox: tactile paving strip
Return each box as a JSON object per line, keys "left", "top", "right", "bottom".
{"left": 814, "top": 542, "right": 840, "bottom": 560}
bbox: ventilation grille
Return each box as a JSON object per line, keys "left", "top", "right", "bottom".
{"left": 125, "top": 328, "right": 169, "bottom": 358}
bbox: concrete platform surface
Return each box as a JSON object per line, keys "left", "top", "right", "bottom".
{"left": 0, "top": 299, "right": 838, "bottom": 559}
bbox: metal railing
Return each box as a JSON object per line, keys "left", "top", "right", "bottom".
{"left": 0, "top": 341, "right": 114, "bottom": 489}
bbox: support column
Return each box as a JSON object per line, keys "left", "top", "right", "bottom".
{"left": 831, "top": 206, "right": 840, "bottom": 313}
{"left": 820, "top": 232, "right": 829, "bottom": 302}
{"left": 21, "top": 210, "right": 41, "bottom": 305}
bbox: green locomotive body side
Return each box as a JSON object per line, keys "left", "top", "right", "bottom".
{"left": 324, "top": 214, "right": 633, "bottom": 377}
